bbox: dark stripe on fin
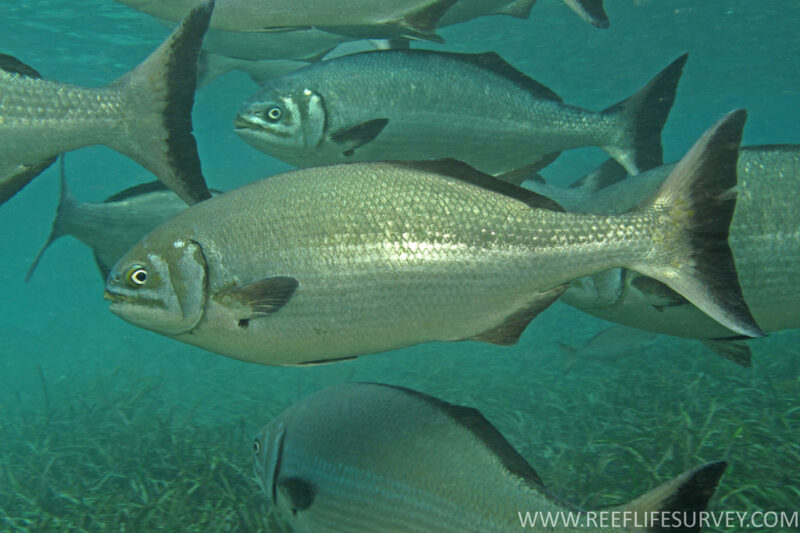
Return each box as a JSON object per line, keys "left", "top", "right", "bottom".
{"left": 389, "top": 159, "right": 564, "bottom": 211}
{"left": 562, "top": 0, "right": 609, "bottom": 29}
{"left": 104, "top": 181, "right": 169, "bottom": 202}
{"left": 700, "top": 338, "right": 752, "bottom": 367}
{"left": 469, "top": 284, "right": 568, "bottom": 345}
{"left": 617, "top": 461, "right": 727, "bottom": 532}
{"left": 634, "top": 109, "right": 763, "bottom": 338}
{"left": 395, "top": 0, "right": 458, "bottom": 43}
{"left": 0, "top": 53, "right": 42, "bottom": 78}
{"left": 297, "top": 356, "right": 358, "bottom": 366}
{"left": 604, "top": 53, "right": 688, "bottom": 174}
{"left": 25, "top": 156, "right": 71, "bottom": 282}
{"left": 567, "top": 158, "right": 628, "bottom": 192}
{"left": 372, "top": 383, "right": 546, "bottom": 489}
{"left": 110, "top": 0, "right": 214, "bottom": 206}
{"left": 496, "top": 0, "right": 537, "bottom": 19}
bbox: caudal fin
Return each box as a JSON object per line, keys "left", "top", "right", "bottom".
{"left": 615, "top": 461, "right": 727, "bottom": 532}
{"left": 108, "top": 0, "right": 214, "bottom": 205}
{"left": 602, "top": 54, "right": 688, "bottom": 175}
{"left": 26, "top": 157, "right": 78, "bottom": 282}
{"left": 562, "top": 0, "right": 609, "bottom": 28}
{"left": 631, "top": 109, "right": 763, "bottom": 338}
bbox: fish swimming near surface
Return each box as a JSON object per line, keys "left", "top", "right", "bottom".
{"left": 115, "top": 0, "right": 459, "bottom": 41}
{"left": 530, "top": 145, "right": 800, "bottom": 366}
{"left": 105, "top": 110, "right": 761, "bottom": 366}
{"left": 234, "top": 50, "right": 686, "bottom": 180}
{"left": 0, "top": 0, "right": 215, "bottom": 207}
{"left": 26, "top": 159, "right": 218, "bottom": 282}
{"left": 253, "top": 382, "right": 727, "bottom": 532}
{"left": 441, "top": 0, "right": 609, "bottom": 28}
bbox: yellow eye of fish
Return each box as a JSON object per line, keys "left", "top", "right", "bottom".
{"left": 126, "top": 266, "right": 148, "bottom": 287}
{"left": 253, "top": 439, "right": 261, "bottom": 453}
{"left": 265, "top": 106, "right": 282, "bottom": 123}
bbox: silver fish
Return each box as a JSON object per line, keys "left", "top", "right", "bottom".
{"left": 441, "top": 0, "right": 609, "bottom": 28}
{"left": 253, "top": 382, "right": 726, "bottom": 532}
{"left": 234, "top": 50, "right": 686, "bottom": 179}
{"left": 104, "top": 111, "right": 760, "bottom": 366}
{"left": 534, "top": 146, "right": 800, "bottom": 366}
{"left": 26, "top": 159, "right": 216, "bottom": 282}
{"left": 0, "top": 0, "right": 215, "bottom": 207}
{"left": 115, "top": 0, "right": 458, "bottom": 42}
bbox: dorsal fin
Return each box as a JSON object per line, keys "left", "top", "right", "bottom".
{"left": 439, "top": 51, "right": 561, "bottom": 102}
{"left": 389, "top": 159, "right": 564, "bottom": 211}
{"left": 104, "top": 181, "right": 223, "bottom": 203}
{"left": 104, "top": 181, "right": 170, "bottom": 203}
{"left": 0, "top": 54, "right": 41, "bottom": 78}
{"left": 373, "top": 383, "right": 546, "bottom": 489}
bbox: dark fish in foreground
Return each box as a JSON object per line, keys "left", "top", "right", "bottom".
{"left": 235, "top": 50, "right": 686, "bottom": 180}
{"left": 253, "top": 382, "right": 727, "bottom": 532}
{"left": 0, "top": 0, "right": 215, "bottom": 207}
{"left": 26, "top": 159, "right": 211, "bottom": 282}
{"left": 530, "top": 145, "right": 800, "bottom": 366}
{"left": 105, "top": 111, "right": 760, "bottom": 366}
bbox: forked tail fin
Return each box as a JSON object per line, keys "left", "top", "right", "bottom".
{"left": 108, "top": 0, "right": 215, "bottom": 205}
{"left": 615, "top": 461, "right": 727, "bottom": 532}
{"left": 627, "top": 110, "right": 762, "bottom": 338}
{"left": 26, "top": 157, "right": 78, "bottom": 282}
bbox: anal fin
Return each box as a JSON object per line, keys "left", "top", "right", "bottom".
{"left": 468, "top": 284, "right": 567, "bottom": 345}
{"left": 700, "top": 337, "right": 753, "bottom": 367}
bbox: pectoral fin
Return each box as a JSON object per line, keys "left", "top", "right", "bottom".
{"left": 469, "top": 284, "right": 567, "bottom": 345}
{"left": 329, "top": 119, "right": 389, "bottom": 156}
{"left": 278, "top": 477, "right": 316, "bottom": 514}
{"left": 213, "top": 276, "right": 298, "bottom": 321}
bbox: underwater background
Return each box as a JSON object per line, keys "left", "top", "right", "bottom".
{"left": 1, "top": 0, "right": 798, "bottom": 531}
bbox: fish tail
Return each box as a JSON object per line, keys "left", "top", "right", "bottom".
{"left": 601, "top": 53, "right": 688, "bottom": 175}
{"left": 107, "top": 0, "right": 215, "bottom": 205}
{"left": 615, "top": 461, "right": 727, "bottom": 532}
{"left": 26, "top": 156, "right": 79, "bottom": 282}
{"left": 629, "top": 109, "right": 763, "bottom": 338}
{"left": 561, "top": 0, "right": 609, "bottom": 28}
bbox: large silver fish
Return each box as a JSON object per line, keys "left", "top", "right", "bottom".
{"left": 26, "top": 159, "right": 215, "bottom": 282}
{"left": 104, "top": 111, "right": 760, "bottom": 366}
{"left": 253, "top": 382, "right": 727, "bottom": 532}
{"left": 530, "top": 146, "right": 800, "bottom": 365}
{"left": 235, "top": 50, "right": 686, "bottom": 179}
{"left": 0, "top": 0, "right": 215, "bottom": 207}
{"left": 115, "top": 0, "right": 458, "bottom": 41}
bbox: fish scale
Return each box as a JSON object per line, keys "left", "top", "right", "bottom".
{"left": 105, "top": 113, "right": 761, "bottom": 365}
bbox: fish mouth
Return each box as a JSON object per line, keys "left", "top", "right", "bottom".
{"left": 234, "top": 115, "right": 262, "bottom": 132}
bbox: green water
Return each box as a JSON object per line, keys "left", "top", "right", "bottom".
{"left": 0, "top": 1, "right": 798, "bottom": 531}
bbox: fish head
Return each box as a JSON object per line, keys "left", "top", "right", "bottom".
{"left": 253, "top": 419, "right": 287, "bottom": 500}
{"left": 234, "top": 87, "right": 326, "bottom": 160}
{"left": 104, "top": 236, "right": 208, "bottom": 336}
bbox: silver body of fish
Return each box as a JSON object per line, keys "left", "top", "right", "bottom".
{"left": 535, "top": 146, "right": 800, "bottom": 346}
{"left": 115, "top": 0, "right": 458, "bottom": 41}
{"left": 235, "top": 50, "right": 686, "bottom": 179}
{"left": 0, "top": 1, "right": 215, "bottom": 207}
{"left": 441, "top": 0, "right": 608, "bottom": 28}
{"left": 253, "top": 382, "right": 726, "bottom": 532}
{"left": 104, "top": 111, "right": 760, "bottom": 366}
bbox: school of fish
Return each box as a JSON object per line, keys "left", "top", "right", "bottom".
{"left": 4, "top": 0, "right": 797, "bottom": 531}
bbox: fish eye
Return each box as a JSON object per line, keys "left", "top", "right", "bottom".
{"left": 253, "top": 438, "right": 261, "bottom": 453}
{"left": 264, "top": 105, "right": 282, "bottom": 123}
{"left": 126, "top": 266, "right": 148, "bottom": 288}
